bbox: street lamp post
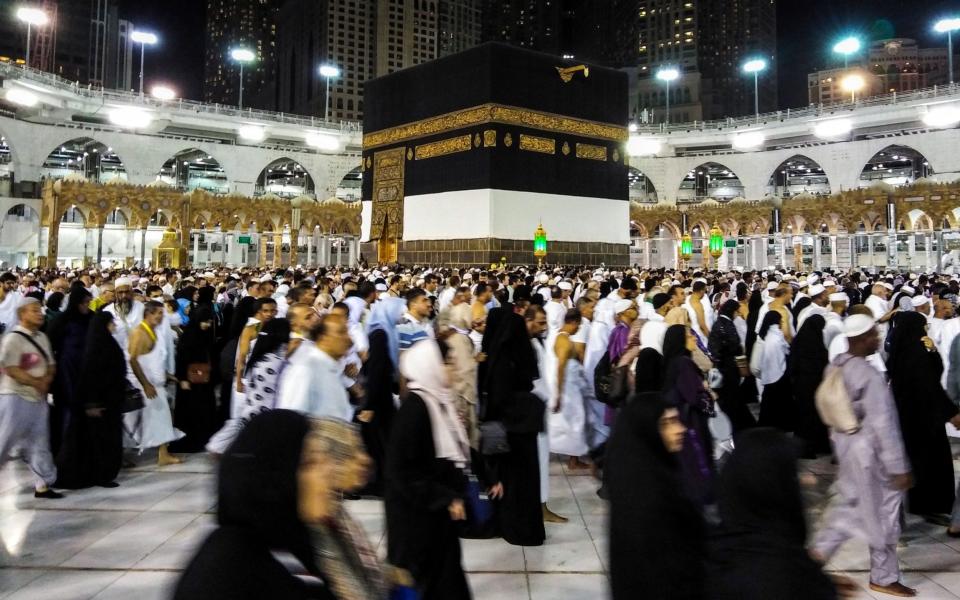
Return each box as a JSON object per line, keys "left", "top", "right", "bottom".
{"left": 742, "top": 58, "right": 767, "bottom": 123}
{"left": 16, "top": 7, "right": 48, "bottom": 69}
{"left": 841, "top": 73, "right": 865, "bottom": 104}
{"left": 318, "top": 64, "right": 340, "bottom": 123}
{"left": 935, "top": 18, "right": 960, "bottom": 84}
{"left": 130, "top": 31, "right": 157, "bottom": 96}
{"left": 230, "top": 48, "right": 255, "bottom": 109}
{"left": 833, "top": 36, "right": 862, "bottom": 69}
{"left": 655, "top": 67, "right": 680, "bottom": 125}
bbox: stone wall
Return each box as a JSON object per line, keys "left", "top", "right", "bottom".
{"left": 397, "top": 238, "right": 629, "bottom": 267}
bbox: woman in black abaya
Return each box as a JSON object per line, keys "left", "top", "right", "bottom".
{"left": 605, "top": 393, "right": 703, "bottom": 600}
{"left": 707, "top": 428, "right": 838, "bottom": 600}
{"left": 789, "top": 314, "right": 831, "bottom": 458}
{"left": 48, "top": 287, "right": 93, "bottom": 458}
{"left": 887, "top": 311, "right": 959, "bottom": 518}
{"left": 482, "top": 308, "right": 545, "bottom": 547}
{"left": 171, "top": 306, "right": 218, "bottom": 453}
{"left": 386, "top": 341, "right": 472, "bottom": 600}
{"left": 662, "top": 324, "right": 715, "bottom": 508}
{"left": 55, "top": 311, "right": 125, "bottom": 488}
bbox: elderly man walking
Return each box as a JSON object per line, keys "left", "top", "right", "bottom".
{"left": 812, "top": 314, "right": 915, "bottom": 597}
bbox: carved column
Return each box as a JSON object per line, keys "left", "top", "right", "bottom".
{"left": 258, "top": 232, "right": 268, "bottom": 268}
{"left": 273, "top": 232, "right": 283, "bottom": 268}
{"left": 289, "top": 228, "right": 299, "bottom": 266}
{"left": 96, "top": 225, "right": 104, "bottom": 265}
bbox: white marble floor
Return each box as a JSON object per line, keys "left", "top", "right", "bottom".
{"left": 2, "top": 453, "right": 960, "bottom": 599}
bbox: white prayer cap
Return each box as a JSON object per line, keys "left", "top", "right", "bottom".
{"left": 183, "top": 276, "right": 195, "bottom": 282}
{"left": 558, "top": 281, "right": 573, "bottom": 291}
{"left": 844, "top": 314, "right": 875, "bottom": 338}
{"left": 671, "top": 279, "right": 681, "bottom": 286}
{"left": 808, "top": 284, "right": 826, "bottom": 297}
{"left": 277, "top": 284, "right": 290, "bottom": 295}
{"left": 259, "top": 274, "right": 273, "bottom": 283}
{"left": 614, "top": 299, "right": 634, "bottom": 315}
{"left": 375, "top": 283, "right": 387, "bottom": 291}
{"left": 114, "top": 276, "right": 132, "bottom": 288}
{"left": 901, "top": 285, "right": 915, "bottom": 295}
{"left": 16, "top": 295, "right": 38, "bottom": 312}
{"left": 829, "top": 292, "right": 848, "bottom": 303}
{"left": 911, "top": 295, "right": 930, "bottom": 307}
{"left": 765, "top": 282, "right": 778, "bottom": 291}
{"left": 538, "top": 273, "right": 549, "bottom": 284}
{"left": 822, "top": 280, "right": 837, "bottom": 288}
{"left": 858, "top": 282, "right": 869, "bottom": 289}
{"left": 882, "top": 282, "right": 894, "bottom": 291}
{"left": 592, "top": 275, "right": 604, "bottom": 282}
{"left": 808, "top": 273, "right": 820, "bottom": 284}
{"left": 909, "top": 272, "right": 918, "bottom": 280}
{"left": 203, "top": 271, "right": 216, "bottom": 279}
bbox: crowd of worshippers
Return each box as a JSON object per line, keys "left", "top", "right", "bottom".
{"left": 3, "top": 264, "right": 960, "bottom": 598}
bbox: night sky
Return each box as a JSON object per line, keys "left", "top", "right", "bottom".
{"left": 115, "top": 0, "right": 959, "bottom": 111}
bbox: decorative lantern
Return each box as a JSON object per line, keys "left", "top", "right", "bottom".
{"left": 680, "top": 232, "right": 693, "bottom": 259}
{"left": 534, "top": 222, "right": 548, "bottom": 266}
{"left": 709, "top": 221, "right": 724, "bottom": 258}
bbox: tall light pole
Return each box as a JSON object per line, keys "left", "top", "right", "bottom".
{"left": 841, "top": 73, "right": 865, "bottom": 104}
{"left": 319, "top": 64, "right": 341, "bottom": 123}
{"left": 742, "top": 58, "right": 767, "bottom": 122}
{"left": 833, "top": 36, "right": 861, "bottom": 69}
{"left": 935, "top": 18, "right": 960, "bottom": 84}
{"left": 16, "top": 7, "right": 48, "bottom": 69}
{"left": 131, "top": 30, "right": 158, "bottom": 96}
{"left": 230, "top": 48, "right": 255, "bottom": 109}
{"left": 655, "top": 67, "right": 680, "bottom": 125}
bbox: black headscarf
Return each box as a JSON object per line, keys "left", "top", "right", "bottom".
{"left": 791, "top": 296, "right": 812, "bottom": 327}
{"left": 245, "top": 318, "right": 291, "bottom": 376}
{"left": 719, "top": 299, "right": 739, "bottom": 320}
{"left": 79, "top": 311, "right": 126, "bottom": 408}
{"left": 47, "top": 287, "right": 93, "bottom": 350}
{"left": 707, "top": 428, "right": 837, "bottom": 600}
{"left": 483, "top": 310, "right": 540, "bottom": 429}
{"left": 606, "top": 393, "right": 704, "bottom": 600}
{"left": 197, "top": 286, "right": 215, "bottom": 306}
{"left": 886, "top": 311, "right": 930, "bottom": 379}
{"left": 758, "top": 310, "right": 782, "bottom": 340}
{"left": 228, "top": 296, "right": 257, "bottom": 339}
{"left": 217, "top": 409, "right": 315, "bottom": 574}
{"left": 745, "top": 289, "right": 765, "bottom": 355}
{"left": 661, "top": 324, "right": 691, "bottom": 385}
{"left": 177, "top": 305, "right": 216, "bottom": 368}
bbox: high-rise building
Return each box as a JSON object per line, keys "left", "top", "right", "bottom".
{"left": 89, "top": 0, "right": 134, "bottom": 91}
{"left": 481, "top": 0, "right": 564, "bottom": 56}
{"left": 274, "top": 0, "right": 444, "bottom": 121}
{"left": 438, "top": 0, "right": 482, "bottom": 57}
{"left": 625, "top": 0, "right": 777, "bottom": 123}
{"left": 807, "top": 38, "right": 951, "bottom": 105}
{"left": 203, "top": 0, "right": 279, "bottom": 108}
{"left": 0, "top": 1, "right": 132, "bottom": 90}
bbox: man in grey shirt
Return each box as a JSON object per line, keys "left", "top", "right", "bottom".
{"left": 0, "top": 297, "right": 59, "bottom": 498}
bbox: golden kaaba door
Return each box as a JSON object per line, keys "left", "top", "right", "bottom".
{"left": 378, "top": 234, "right": 398, "bottom": 264}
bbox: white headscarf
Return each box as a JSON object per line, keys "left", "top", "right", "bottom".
{"left": 399, "top": 340, "right": 470, "bottom": 468}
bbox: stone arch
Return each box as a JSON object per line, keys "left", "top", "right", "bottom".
{"left": 859, "top": 144, "right": 933, "bottom": 188}
{"left": 628, "top": 166, "right": 658, "bottom": 203}
{"left": 105, "top": 206, "right": 131, "bottom": 226}
{"left": 767, "top": 155, "right": 831, "bottom": 197}
{"left": 158, "top": 148, "right": 228, "bottom": 193}
{"left": 42, "top": 137, "right": 126, "bottom": 183}
{"left": 336, "top": 166, "right": 362, "bottom": 202}
{"left": 678, "top": 162, "right": 745, "bottom": 202}
{"left": 256, "top": 157, "right": 316, "bottom": 198}
{"left": 6, "top": 203, "right": 40, "bottom": 221}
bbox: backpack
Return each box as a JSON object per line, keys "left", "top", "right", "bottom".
{"left": 814, "top": 364, "right": 861, "bottom": 434}
{"left": 594, "top": 352, "right": 629, "bottom": 408}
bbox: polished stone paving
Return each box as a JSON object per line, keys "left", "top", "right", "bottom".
{"left": 2, "top": 453, "right": 960, "bottom": 599}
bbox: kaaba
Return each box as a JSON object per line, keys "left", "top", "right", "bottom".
{"left": 361, "top": 42, "right": 629, "bottom": 267}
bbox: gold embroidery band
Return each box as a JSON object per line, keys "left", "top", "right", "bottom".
{"left": 519, "top": 134, "right": 556, "bottom": 155}
{"left": 362, "top": 103, "right": 626, "bottom": 150}
{"left": 414, "top": 135, "right": 473, "bottom": 160}
{"left": 576, "top": 143, "right": 608, "bottom": 161}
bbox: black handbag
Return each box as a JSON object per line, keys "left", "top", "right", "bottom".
{"left": 478, "top": 420, "right": 510, "bottom": 455}
{"left": 594, "top": 352, "right": 629, "bottom": 408}
{"left": 120, "top": 381, "right": 145, "bottom": 414}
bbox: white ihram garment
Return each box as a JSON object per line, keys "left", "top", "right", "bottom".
{"left": 124, "top": 334, "right": 183, "bottom": 451}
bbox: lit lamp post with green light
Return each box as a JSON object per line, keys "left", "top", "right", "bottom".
{"left": 709, "top": 222, "right": 724, "bottom": 268}
{"left": 534, "top": 222, "right": 547, "bottom": 268}
{"left": 680, "top": 232, "right": 693, "bottom": 269}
